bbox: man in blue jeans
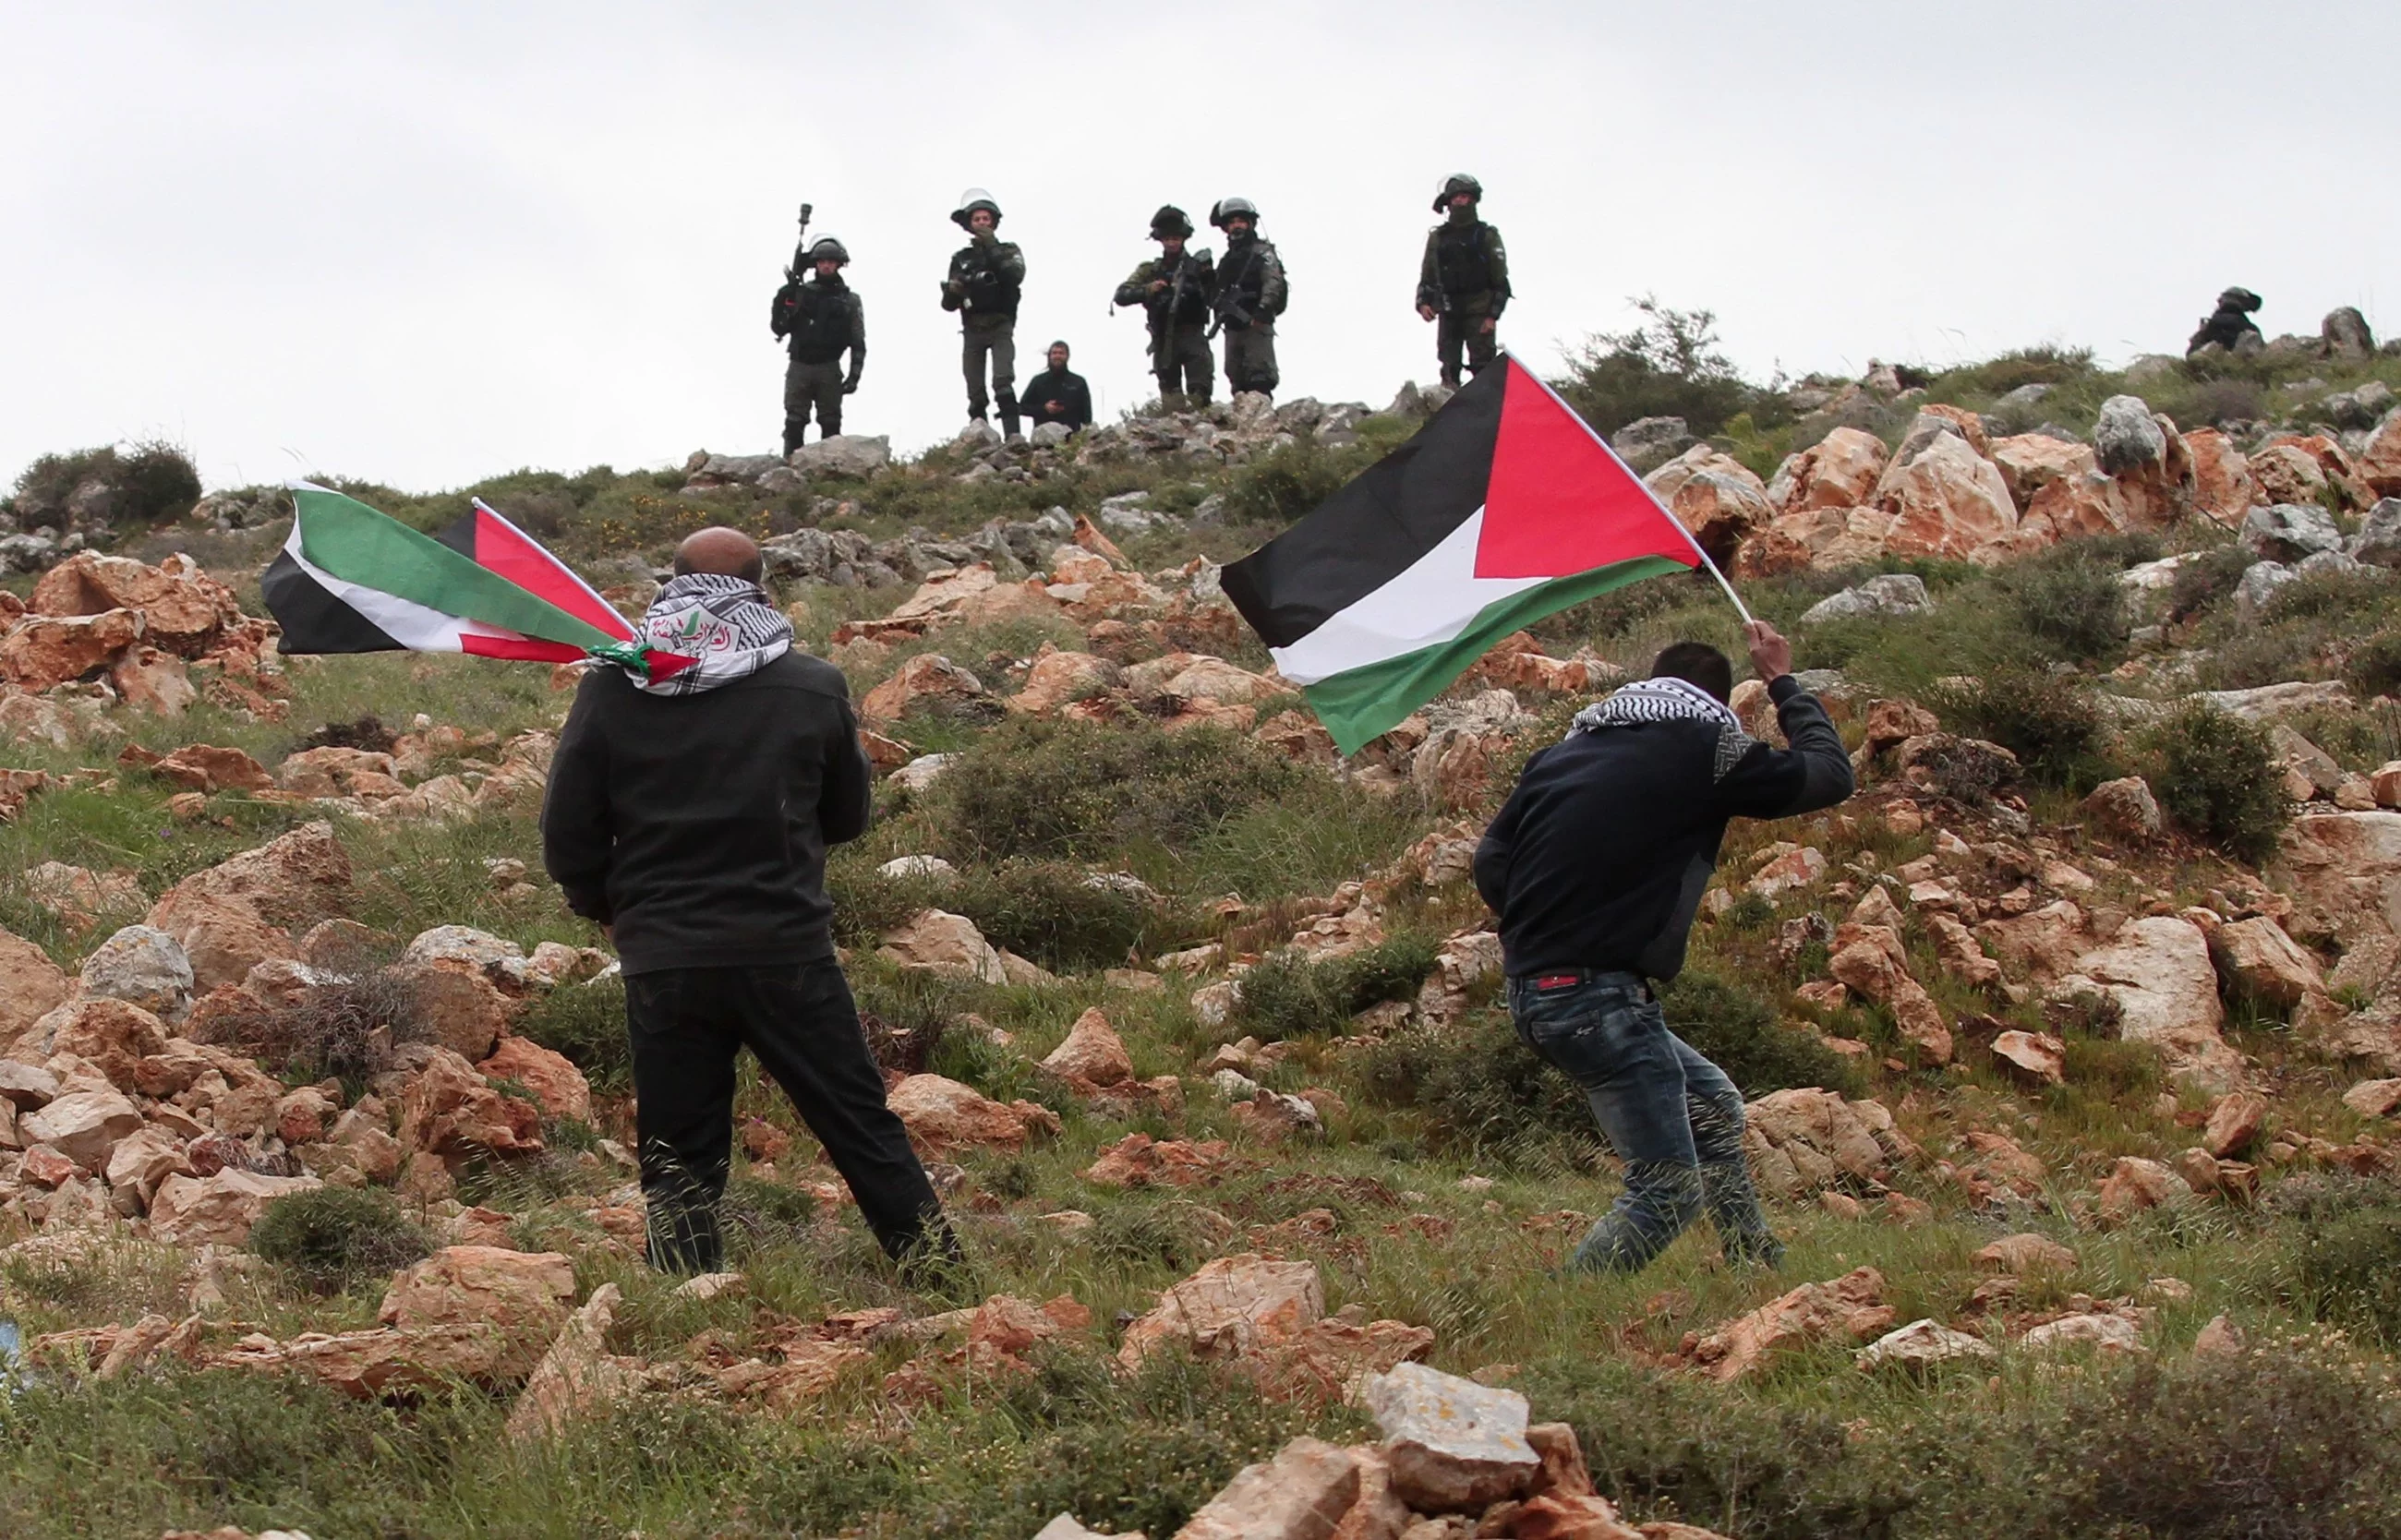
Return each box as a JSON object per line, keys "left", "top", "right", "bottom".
{"left": 1474, "top": 620, "right": 1852, "bottom": 1273}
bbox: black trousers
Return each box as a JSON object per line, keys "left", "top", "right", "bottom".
{"left": 623, "top": 958, "right": 948, "bottom": 1271}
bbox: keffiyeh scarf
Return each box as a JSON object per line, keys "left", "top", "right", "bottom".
{"left": 625, "top": 572, "right": 792, "bottom": 695}
{"left": 1569, "top": 676, "right": 1756, "bottom": 781}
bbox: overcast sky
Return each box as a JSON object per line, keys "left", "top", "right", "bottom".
{"left": 3, "top": 1, "right": 2392, "bottom": 497}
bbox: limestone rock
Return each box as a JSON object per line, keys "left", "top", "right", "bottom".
{"left": 1767, "top": 427, "right": 1888, "bottom": 512}
{"left": 476, "top": 1037, "right": 591, "bottom": 1122}
{"left": 145, "top": 822, "right": 352, "bottom": 991}
{"left": 861, "top": 654, "right": 991, "bottom": 726}
{"left": 2207, "top": 916, "right": 2323, "bottom": 1011}
{"left": 379, "top": 1245, "right": 576, "bottom": 1378}
{"left": 397, "top": 1047, "right": 542, "bottom": 1157}
{"left": 19, "top": 1086, "right": 145, "bottom": 1169}
{"left": 887, "top": 1073, "right": 1038, "bottom": 1152}
{"left": 77, "top": 924, "right": 193, "bottom": 1021}
{"left": 1174, "top": 1437, "right": 1360, "bottom": 1540}
{"left": 2202, "top": 1091, "right": 2268, "bottom": 1158}
{"left": 1689, "top": 1268, "right": 1895, "bottom": 1382}
{"left": 0, "top": 922, "right": 72, "bottom": 1052}
{"left": 1989, "top": 1029, "right": 2065, "bottom": 1087}
{"left": 0, "top": 608, "right": 144, "bottom": 690}
{"left": 2021, "top": 1313, "right": 2142, "bottom": 1354}
{"left": 1855, "top": 1318, "right": 1996, "bottom": 1372}
{"left": 148, "top": 1168, "right": 320, "bottom": 1246}
{"left": 2096, "top": 1155, "right": 2190, "bottom": 1224}
{"left": 788, "top": 434, "right": 890, "bottom": 478}
{"left": 1041, "top": 1007, "right": 1135, "bottom": 1089}
{"left": 1363, "top": 1361, "right": 1540, "bottom": 1512}
{"left": 2082, "top": 776, "right": 2162, "bottom": 839}
{"left": 1874, "top": 433, "right": 2018, "bottom": 562}
{"left": 506, "top": 1281, "right": 637, "bottom": 1440}
{"left": 1645, "top": 446, "right": 1775, "bottom": 562}
{"left": 2057, "top": 917, "right": 2243, "bottom": 1089}
{"left": 2242, "top": 501, "right": 2343, "bottom": 564}
{"left": 1742, "top": 1089, "right": 1914, "bottom": 1197}
{"left": 1117, "top": 1254, "right": 1321, "bottom": 1370}
{"left": 878, "top": 908, "right": 1008, "bottom": 984}
{"left": 1973, "top": 1233, "right": 2077, "bottom": 1272}
{"left": 148, "top": 744, "right": 273, "bottom": 794}
{"left": 1798, "top": 573, "right": 1931, "bottom": 625}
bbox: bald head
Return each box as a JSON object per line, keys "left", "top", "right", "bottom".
{"left": 673, "top": 526, "right": 764, "bottom": 585}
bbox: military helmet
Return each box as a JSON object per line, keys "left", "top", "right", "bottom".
{"left": 2216, "top": 285, "right": 2263, "bottom": 313}
{"left": 1151, "top": 204, "right": 1195, "bottom": 239}
{"left": 805, "top": 235, "right": 850, "bottom": 266}
{"left": 1433, "top": 172, "right": 1483, "bottom": 211}
{"left": 1209, "top": 196, "right": 1258, "bottom": 230}
{"left": 952, "top": 187, "right": 1003, "bottom": 229}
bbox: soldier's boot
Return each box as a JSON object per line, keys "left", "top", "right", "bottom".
{"left": 1438, "top": 368, "right": 1462, "bottom": 391}
{"left": 1000, "top": 409, "right": 1022, "bottom": 442}
{"left": 782, "top": 415, "right": 806, "bottom": 458}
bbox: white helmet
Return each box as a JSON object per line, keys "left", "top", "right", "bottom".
{"left": 952, "top": 187, "right": 1002, "bottom": 229}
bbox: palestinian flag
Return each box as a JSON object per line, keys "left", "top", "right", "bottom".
{"left": 1222, "top": 355, "right": 1709, "bottom": 755}
{"left": 262, "top": 483, "right": 693, "bottom": 680}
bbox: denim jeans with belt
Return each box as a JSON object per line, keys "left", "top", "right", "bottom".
{"left": 1508, "top": 969, "right": 1781, "bottom": 1273}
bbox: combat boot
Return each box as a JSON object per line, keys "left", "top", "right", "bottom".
{"left": 1000, "top": 410, "right": 1023, "bottom": 443}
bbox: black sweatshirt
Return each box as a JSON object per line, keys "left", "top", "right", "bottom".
{"left": 1473, "top": 675, "right": 1853, "bottom": 982}
{"left": 540, "top": 653, "right": 872, "bottom": 975}
{"left": 1019, "top": 367, "right": 1093, "bottom": 430}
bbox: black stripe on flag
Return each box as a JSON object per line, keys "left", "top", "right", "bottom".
{"left": 431, "top": 511, "right": 481, "bottom": 559}
{"left": 1220, "top": 365, "right": 1505, "bottom": 649}
{"left": 260, "top": 549, "right": 405, "bottom": 655}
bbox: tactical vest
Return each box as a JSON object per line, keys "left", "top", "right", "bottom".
{"left": 1434, "top": 221, "right": 1498, "bottom": 299}
{"left": 1152, "top": 252, "right": 1214, "bottom": 327}
{"left": 1217, "top": 238, "right": 1282, "bottom": 318}
{"left": 951, "top": 246, "right": 1021, "bottom": 319}
{"left": 786, "top": 282, "right": 856, "bottom": 363}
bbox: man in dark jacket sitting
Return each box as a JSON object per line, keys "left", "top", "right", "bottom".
{"left": 1474, "top": 620, "right": 1852, "bottom": 1275}
{"left": 1018, "top": 340, "right": 1093, "bottom": 433}
{"left": 542, "top": 527, "right": 955, "bottom": 1276}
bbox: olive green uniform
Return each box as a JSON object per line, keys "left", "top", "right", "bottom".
{"left": 1116, "top": 248, "right": 1217, "bottom": 409}
{"left": 1418, "top": 212, "right": 1509, "bottom": 387}
{"left": 1213, "top": 235, "right": 1286, "bottom": 399}
{"left": 943, "top": 234, "right": 1026, "bottom": 429}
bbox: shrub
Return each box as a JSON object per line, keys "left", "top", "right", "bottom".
{"left": 1223, "top": 435, "right": 1373, "bottom": 525}
{"left": 6, "top": 440, "right": 200, "bottom": 529}
{"left": 514, "top": 977, "right": 632, "bottom": 1094}
{"left": 931, "top": 717, "right": 1304, "bottom": 863}
{"left": 1657, "top": 969, "right": 1865, "bottom": 1097}
{"left": 1938, "top": 344, "right": 2097, "bottom": 397}
{"left": 247, "top": 1186, "right": 431, "bottom": 1290}
{"left": 2344, "top": 632, "right": 2401, "bottom": 699}
{"left": 2166, "top": 544, "right": 2258, "bottom": 621}
{"left": 2000, "top": 537, "right": 2157, "bottom": 660}
{"left": 1554, "top": 297, "right": 1753, "bottom": 437}
{"left": 1355, "top": 1009, "right": 1593, "bottom": 1155}
{"left": 2142, "top": 703, "right": 2288, "bottom": 862}
{"left": 294, "top": 716, "right": 400, "bottom": 755}
{"left": 950, "top": 860, "right": 1188, "bottom": 971}
{"left": 1232, "top": 935, "right": 1440, "bottom": 1039}
{"left": 1933, "top": 668, "right": 2115, "bottom": 789}
{"left": 2281, "top": 1205, "right": 2401, "bottom": 1342}
{"left": 200, "top": 969, "right": 433, "bottom": 1085}
{"left": 854, "top": 969, "right": 968, "bottom": 1077}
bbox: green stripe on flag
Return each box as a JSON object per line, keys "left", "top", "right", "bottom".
{"left": 1300, "top": 554, "right": 1689, "bottom": 756}
{"left": 292, "top": 487, "right": 621, "bottom": 653}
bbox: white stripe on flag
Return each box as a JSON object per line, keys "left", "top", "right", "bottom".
{"left": 1268, "top": 509, "right": 1546, "bottom": 685}
{"left": 280, "top": 514, "right": 505, "bottom": 652}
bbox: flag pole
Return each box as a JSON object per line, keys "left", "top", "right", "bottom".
{"left": 1502, "top": 348, "right": 1757, "bottom": 628}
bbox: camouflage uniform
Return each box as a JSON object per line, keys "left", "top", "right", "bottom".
{"left": 1418, "top": 211, "right": 1510, "bottom": 387}
{"left": 771, "top": 273, "right": 865, "bottom": 451}
{"left": 1116, "top": 248, "right": 1217, "bottom": 409}
{"left": 1213, "top": 233, "right": 1286, "bottom": 399}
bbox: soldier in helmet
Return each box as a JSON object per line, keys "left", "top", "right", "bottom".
{"left": 1114, "top": 205, "right": 1216, "bottom": 411}
{"left": 1417, "top": 174, "right": 1511, "bottom": 389}
{"left": 941, "top": 188, "right": 1028, "bottom": 439}
{"left": 1209, "top": 197, "right": 1286, "bottom": 401}
{"left": 769, "top": 235, "right": 865, "bottom": 452}
{"left": 2188, "top": 286, "right": 2265, "bottom": 356}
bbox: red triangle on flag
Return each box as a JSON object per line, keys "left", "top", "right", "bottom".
{"left": 647, "top": 651, "right": 700, "bottom": 682}
{"left": 1472, "top": 357, "right": 1701, "bottom": 580}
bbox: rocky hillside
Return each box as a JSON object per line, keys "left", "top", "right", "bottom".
{"left": 5, "top": 326, "right": 2401, "bottom": 1540}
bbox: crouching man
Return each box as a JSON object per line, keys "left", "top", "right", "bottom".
{"left": 542, "top": 526, "right": 957, "bottom": 1278}
{"left": 1473, "top": 621, "right": 1852, "bottom": 1274}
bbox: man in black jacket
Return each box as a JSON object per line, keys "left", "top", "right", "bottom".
{"left": 542, "top": 527, "right": 953, "bottom": 1276}
{"left": 1018, "top": 340, "right": 1092, "bottom": 433}
{"left": 1474, "top": 621, "right": 1852, "bottom": 1275}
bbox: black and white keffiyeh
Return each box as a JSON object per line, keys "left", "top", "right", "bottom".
{"left": 1569, "top": 676, "right": 1756, "bottom": 781}
{"left": 625, "top": 572, "right": 793, "bottom": 695}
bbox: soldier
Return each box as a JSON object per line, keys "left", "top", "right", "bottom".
{"left": 1417, "top": 174, "right": 1511, "bottom": 389}
{"left": 1114, "top": 205, "right": 1216, "bottom": 411}
{"left": 769, "top": 235, "right": 864, "bottom": 453}
{"left": 1209, "top": 197, "right": 1286, "bottom": 401}
{"left": 941, "top": 188, "right": 1027, "bottom": 439}
{"left": 2188, "top": 286, "right": 2265, "bottom": 356}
